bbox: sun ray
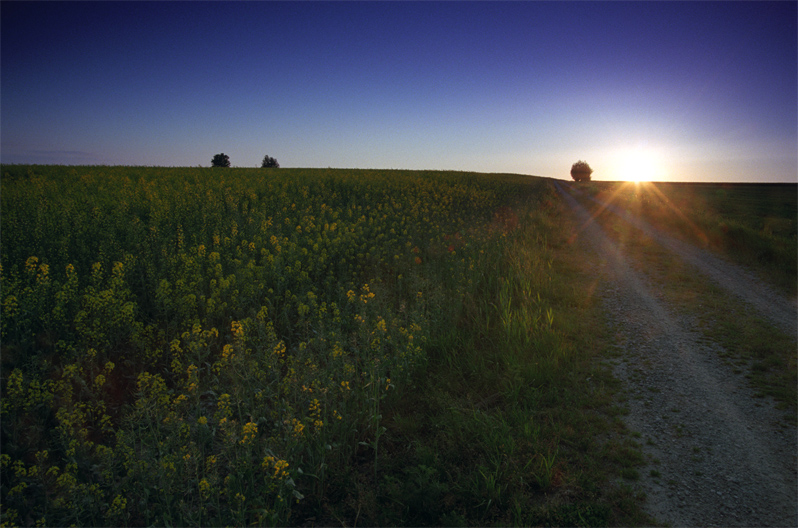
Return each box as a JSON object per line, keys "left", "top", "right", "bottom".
{"left": 638, "top": 182, "right": 710, "bottom": 246}
{"left": 567, "top": 180, "right": 640, "bottom": 239}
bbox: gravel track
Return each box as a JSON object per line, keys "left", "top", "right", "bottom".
{"left": 567, "top": 183, "right": 797, "bottom": 336}
{"left": 554, "top": 181, "right": 797, "bottom": 527}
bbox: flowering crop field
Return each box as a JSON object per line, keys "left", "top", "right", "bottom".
{"left": 1, "top": 166, "right": 642, "bottom": 526}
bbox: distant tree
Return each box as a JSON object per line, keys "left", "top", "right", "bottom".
{"left": 570, "top": 160, "right": 593, "bottom": 182}
{"left": 261, "top": 155, "right": 279, "bottom": 168}
{"left": 211, "top": 153, "right": 231, "bottom": 167}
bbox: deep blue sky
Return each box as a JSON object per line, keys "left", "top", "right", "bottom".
{"left": 2, "top": 1, "right": 796, "bottom": 182}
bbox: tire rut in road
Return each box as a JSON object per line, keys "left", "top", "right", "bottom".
{"left": 555, "top": 182, "right": 798, "bottom": 527}
{"left": 568, "top": 182, "right": 797, "bottom": 337}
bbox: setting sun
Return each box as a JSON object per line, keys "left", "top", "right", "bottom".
{"left": 613, "top": 148, "right": 667, "bottom": 182}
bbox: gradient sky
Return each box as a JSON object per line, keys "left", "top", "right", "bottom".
{"left": 2, "top": 1, "right": 796, "bottom": 182}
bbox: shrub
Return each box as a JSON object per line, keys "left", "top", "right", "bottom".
{"left": 261, "top": 155, "right": 279, "bottom": 168}
{"left": 570, "top": 161, "right": 593, "bottom": 182}
{"left": 211, "top": 153, "right": 230, "bottom": 167}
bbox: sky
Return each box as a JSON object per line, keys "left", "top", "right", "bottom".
{"left": 1, "top": 1, "right": 796, "bottom": 182}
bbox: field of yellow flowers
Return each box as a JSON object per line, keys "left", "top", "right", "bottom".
{"left": 1, "top": 166, "right": 646, "bottom": 526}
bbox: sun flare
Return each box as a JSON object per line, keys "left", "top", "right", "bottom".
{"left": 614, "top": 148, "right": 666, "bottom": 182}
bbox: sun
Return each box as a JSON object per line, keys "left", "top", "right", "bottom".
{"left": 614, "top": 148, "right": 666, "bottom": 182}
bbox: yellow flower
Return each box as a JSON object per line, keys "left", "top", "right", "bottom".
{"left": 241, "top": 421, "right": 258, "bottom": 445}
{"left": 3, "top": 295, "right": 19, "bottom": 318}
{"left": 197, "top": 416, "right": 207, "bottom": 425}
{"left": 199, "top": 478, "right": 211, "bottom": 497}
{"left": 274, "top": 459, "right": 289, "bottom": 478}
{"left": 9, "top": 482, "right": 28, "bottom": 496}
{"left": 217, "top": 393, "right": 232, "bottom": 417}
{"left": 36, "top": 263, "right": 50, "bottom": 282}
{"left": 106, "top": 494, "right": 127, "bottom": 519}
{"left": 25, "top": 256, "right": 39, "bottom": 273}
{"left": 288, "top": 418, "right": 304, "bottom": 437}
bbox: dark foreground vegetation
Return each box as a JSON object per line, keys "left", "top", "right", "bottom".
{"left": 1, "top": 166, "right": 651, "bottom": 526}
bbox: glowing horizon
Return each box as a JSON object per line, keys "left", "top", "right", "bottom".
{"left": 2, "top": 2, "right": 795, "bottom": 183}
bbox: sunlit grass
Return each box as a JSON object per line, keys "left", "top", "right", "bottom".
{"left": 579, "top": 180, "right": 797, "bottom": 296}
{"left": 570, "top": 185, "right": 797, "bottom": 421}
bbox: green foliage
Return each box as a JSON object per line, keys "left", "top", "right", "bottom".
{"left": 261, "top": 155, "right": 279, "bottom": 168}
{"left": 211, "top": 153, "right": 231, "bottom": 167}
{"left": 4, "top": 166, "right": 583, "bottom": 526}
{"left": 571, "top": 160, "right": 593, "bottom": 182}
{"left": 347, "top": 194, "right": 651, "bottom": 526}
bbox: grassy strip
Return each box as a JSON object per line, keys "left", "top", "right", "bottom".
{"left": 308, "top": 187, "right": 655, "bottom": 526}
{"left": 576, "top": 181, "right": 797, "bottom": 297}
{"left": 571, "top": 187, "right": 797, "bottom": 423}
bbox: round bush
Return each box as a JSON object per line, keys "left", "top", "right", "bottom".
{"left": 570, "top": 160, "right": 593, "bottom": 182}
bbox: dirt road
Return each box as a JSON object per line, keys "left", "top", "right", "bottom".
{"left": 555, "top": 181, "right": 797, "bottom": 527}
{"left": 568, "top": 183, "right": 797, "bottom": 336}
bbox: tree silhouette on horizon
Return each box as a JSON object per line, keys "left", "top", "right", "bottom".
{"left": 211, "top": 153, "right": 230, "bottom": 167}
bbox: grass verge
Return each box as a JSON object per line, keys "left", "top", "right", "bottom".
{"left": 571, "top": 186, "right": 797, "bottom": 423}
{"left": 308, "top": 185, "right": 655, "bottom": 526}
{"left": 578, "top": 181, "right": 797, "bottom": 298}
